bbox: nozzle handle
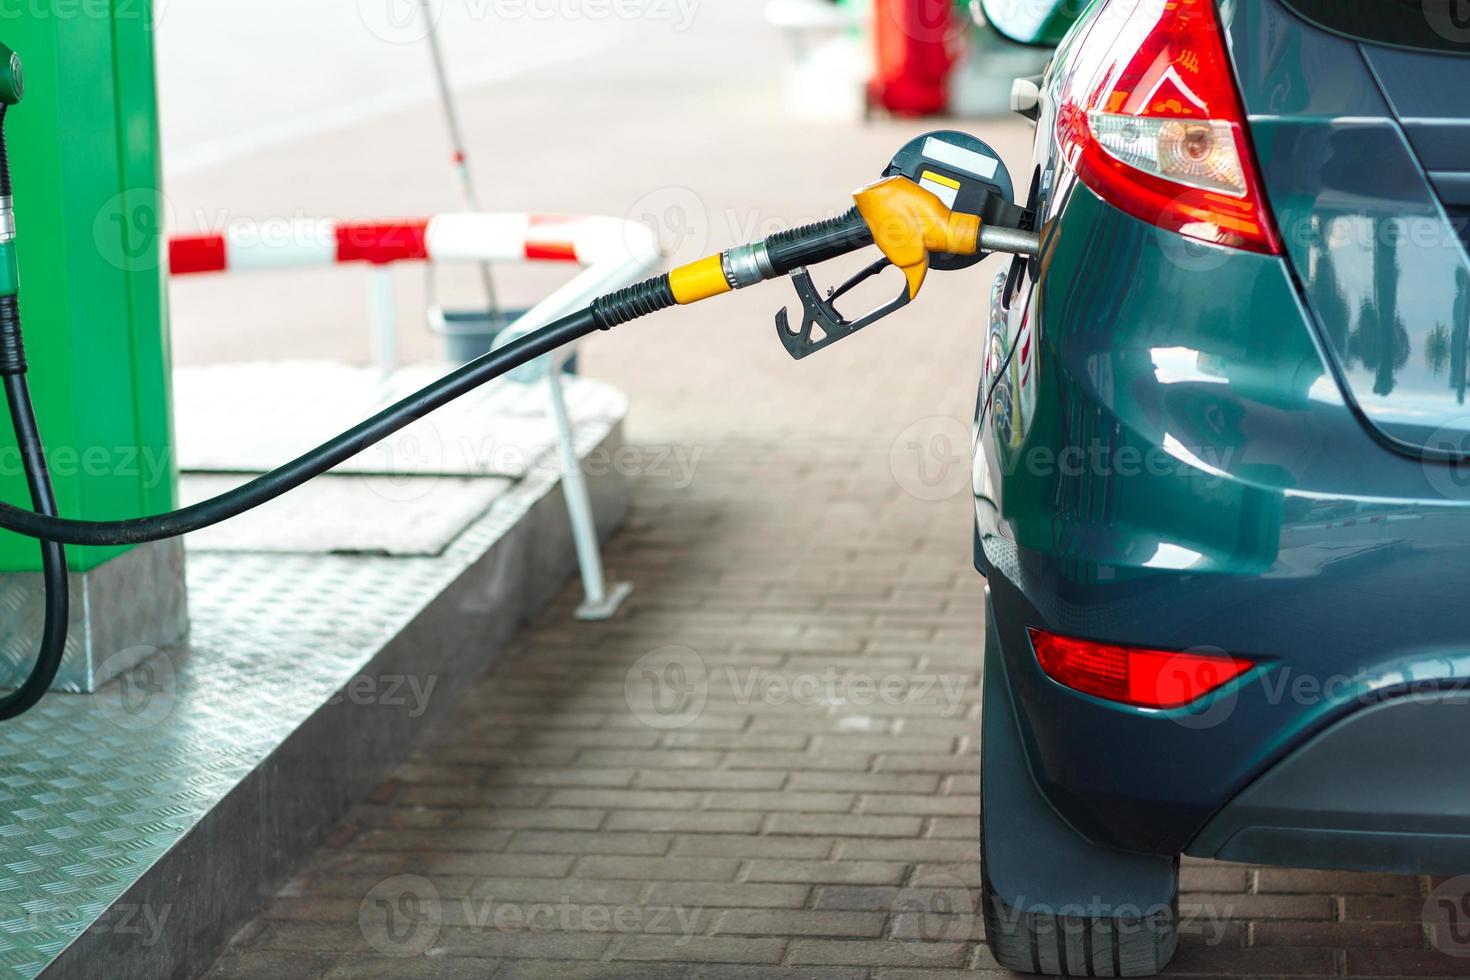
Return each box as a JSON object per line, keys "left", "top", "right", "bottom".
{"left": 763, "top": 209, "right": 873, "bottom": 276}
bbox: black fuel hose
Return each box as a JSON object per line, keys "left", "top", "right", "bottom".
{"left": 0, "top": 371, "right": 69, "bottom": 719}
{"left": 0, "top": 201, "right": 890, "bottom": 550}
{"left": 0, "top": 209, "right": 884, "bottom": 549}
{"left": 0, "top": 206, "right": 886, "bottom": 551}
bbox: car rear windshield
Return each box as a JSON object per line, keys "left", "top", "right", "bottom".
{"left": 1280, "top": 0, "right": 1470, "bottom": 54}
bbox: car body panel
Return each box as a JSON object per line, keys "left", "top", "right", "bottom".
{"left": 974, "top": 0, "right": 1470, "bottom": 858}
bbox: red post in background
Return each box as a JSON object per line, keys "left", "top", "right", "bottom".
{"left": 867, "top": 0, "right": 960, "bottom": 116}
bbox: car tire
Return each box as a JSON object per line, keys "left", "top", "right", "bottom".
{"left": 980, "top": 824, "right": 1178, "bottom": 976}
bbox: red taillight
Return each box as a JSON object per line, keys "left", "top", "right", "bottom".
{"left": 1028, "top": 627, "right": 1253, "bottom": 709}
{"left": 1056, "top": 0, "right": 1280, "bottom": 254}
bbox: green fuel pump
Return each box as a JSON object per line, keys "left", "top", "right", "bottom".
{"left": 0, "top": 49, "right": 1040, "bottom": 718}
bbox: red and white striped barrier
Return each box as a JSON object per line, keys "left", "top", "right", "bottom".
{"left": 168, "top": 212, "right": 663, "bottom": 379}
{"left": 169, "top": 213, "right": 657, "bottom": 276}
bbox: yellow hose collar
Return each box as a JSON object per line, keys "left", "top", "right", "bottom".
{"left": 669, "top": 254, "right": 731, "bottom": 305}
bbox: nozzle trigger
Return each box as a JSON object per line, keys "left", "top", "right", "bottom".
{"left": 774, "top": 258, "right": 912, "bottom": 361}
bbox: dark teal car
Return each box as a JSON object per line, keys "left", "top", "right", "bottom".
{"left": 972, "top": 0, "right": 1470, "bottom": 973}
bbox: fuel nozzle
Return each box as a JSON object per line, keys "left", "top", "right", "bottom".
{"left": 657, "top": 131, "right": 1039, "bottom": 359}
{"left": 0, "top": 44, "right": 22, "bottom": 106}
{"left": 0, "top": 41, "right": 25, "bottom": 369}
{"left": 0, "top": 42, "right": 21, "bottom": 209}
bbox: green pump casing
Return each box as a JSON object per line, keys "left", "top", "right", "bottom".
{"left": 0, "top": 8, "right": 175, "bottom": 572}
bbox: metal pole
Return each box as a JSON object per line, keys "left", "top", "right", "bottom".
{"left": 368, "top": 265, "right": 400, "bottom": 374}
{"left": 419, "top": 0, "right": 501, "bottom": 319}
{"left": 544, "top": 368, "right": 632, "bottom": 620}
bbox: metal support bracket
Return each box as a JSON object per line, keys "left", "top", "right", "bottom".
{"left": 544, "top": 367, "right": 632, "bottom": 620}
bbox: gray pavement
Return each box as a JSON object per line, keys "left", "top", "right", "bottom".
{"left": 165, "top": 3, "right": 1463, "bottom": 977}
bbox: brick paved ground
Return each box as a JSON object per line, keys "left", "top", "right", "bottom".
{"left": 180, "top": 7, "right": 1464, "bottom": 979}
{"left": 202, "top": 439, "right": 1462, "bottom": 980}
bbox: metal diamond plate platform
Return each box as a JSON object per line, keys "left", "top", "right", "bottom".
{"left": 0, "top": 375, "right": 630, "bottom": 979}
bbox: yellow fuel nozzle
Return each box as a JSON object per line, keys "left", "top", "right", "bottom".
{"left": 852, "top": 175, "right": 982, "bottom": 301}
{"left": 656, "top": 153, "right": 1041, "bottom": 362}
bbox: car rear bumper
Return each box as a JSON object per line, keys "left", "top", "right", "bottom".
{"left": 1186, "top": 687, "right": 1470, "bottom": 875}
{"left": 985, "top": 566, "right": 1470, "bottom": 860}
